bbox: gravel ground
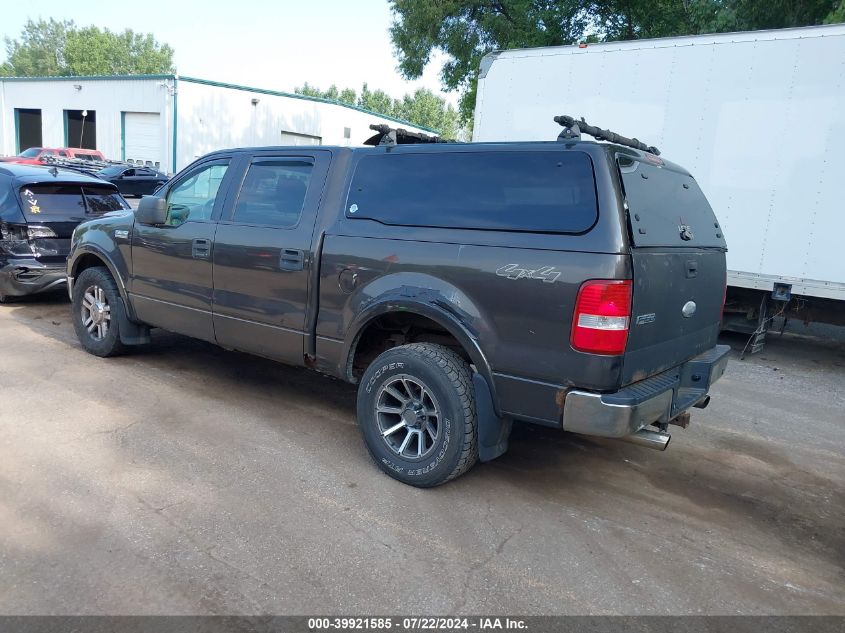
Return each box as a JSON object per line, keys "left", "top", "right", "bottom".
{"left": 0, "top": 294, "right": 843, "bottom": 615}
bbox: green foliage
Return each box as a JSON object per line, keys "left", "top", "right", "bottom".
{"left": 389, "top": 0, "right": 844, "bottom": 124}
{"left": 0, "top": 18, "right": 174, "bottom": 77}
{"left": 294, "top": 82, "right": 461, "bottom": 139}
{"left": 826, "top": 0, "right": 845, "bottom": 22}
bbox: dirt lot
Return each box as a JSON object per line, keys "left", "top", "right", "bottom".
{"left": 0, "top": 293, "right": 843, "bottom": 615}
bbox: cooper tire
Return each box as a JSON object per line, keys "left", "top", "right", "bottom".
{"left": 72, "top": 266, "right": 127, "bottom": 357}
{"left": 357, "top": 343, "right": 478, "bottom": 487}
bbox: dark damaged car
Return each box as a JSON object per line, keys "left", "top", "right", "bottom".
{"left": 0, "top": 164, "right": 129, "bottom": 303}
{"left": 65, "top": 118, "right": 730, "bottom": 487}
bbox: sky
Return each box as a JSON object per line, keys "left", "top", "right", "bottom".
{"left": 0, "top": 0, "right": 455, "bottom": 104}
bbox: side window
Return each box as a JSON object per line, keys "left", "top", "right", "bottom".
{"left": 124, "top": 168, "right": 136, "bottom": 177}
{"left": 346, "top": 151, "right": 598, "bottom": 234}
{"left": 232, "top": 159, "right": 312, "bottom": 228}
{"left": 165, "top": 162, "right": 229, "bottom": 226}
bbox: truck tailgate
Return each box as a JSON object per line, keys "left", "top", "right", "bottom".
{"left": 623, "top": 249, "right": 726, "bottom": 384}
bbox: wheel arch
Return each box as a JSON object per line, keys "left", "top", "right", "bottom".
{"left": 69, "top": 247, "right": 136, "bottom": 321}
{"left": 342, "top": 298, "right": 501, "bottom": 416}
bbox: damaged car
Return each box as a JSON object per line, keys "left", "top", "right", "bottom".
{"left": 0, "top": 164, "right": 130, "bottom": 303}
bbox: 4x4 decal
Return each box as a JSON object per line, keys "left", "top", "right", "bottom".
{"left": 495, "top": 263, "right": 562, "bottom": 283}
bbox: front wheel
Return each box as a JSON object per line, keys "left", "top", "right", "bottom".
{"left": 357, "top": 343, "right": 478, "bottom": 487}
{"left": 72, "top": 266, "right": 126, "bottom": 357}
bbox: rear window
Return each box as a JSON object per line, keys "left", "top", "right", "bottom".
{"left": 619, "top": 156, "right": 726, "bottom": 248}
{"left": 346, "top": 150, "right": 598, "bottom": 233}
{"left": 19, "top": 184, "right": 128, "bottom": 220}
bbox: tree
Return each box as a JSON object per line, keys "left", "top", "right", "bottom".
{"left": 294, "top": 82, "right": 461, "bottom": 139}
{"left": 0, "top": 18, "right": 71, "bottom": 76}
{"left": 394, "top": 88, "right": 460, "bottom": 139}
{"left": 389, "top": 0, "right": 844, "bottom": 124}
{"left": 827, "top": 0, "right": 845, "bottom": 22}
{"left": 0, "top": 18, "right": 174, "bottom": 77}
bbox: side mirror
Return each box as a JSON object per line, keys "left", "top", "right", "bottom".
{"left": 136, "top": 196, "right": 168, "bottom": 226}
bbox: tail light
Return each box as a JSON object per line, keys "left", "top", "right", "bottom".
{"left": 571, "top": 279, "right": 632, "bottom": 355}
{"left": 0, "top": 222, "right": 56, "bottom": 256}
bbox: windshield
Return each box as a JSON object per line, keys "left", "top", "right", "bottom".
{"left": 98, "top": 166, "right": 124, "bottom": 177}
{"left": 19, "top": 148, "right": 43, "bottom": 158}
{"left": 19, "top": 184, "right": 128, "bottom": 220}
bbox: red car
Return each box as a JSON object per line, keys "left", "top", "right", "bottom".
{"left": 0, "top": 147, "right": 106, "bottom": 165}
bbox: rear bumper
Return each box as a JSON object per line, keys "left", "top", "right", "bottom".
{"left": 0, "top": 258, "right": 67, "bottom": 298}
{"left": 562, "top": 345, "right": 731, "bottom": 438}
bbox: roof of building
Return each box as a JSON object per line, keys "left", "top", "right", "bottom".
{"left": 0, "top": 74, "right": 440, "bottom": 134}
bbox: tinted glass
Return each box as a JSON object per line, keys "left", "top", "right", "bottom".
{"left": 20, "top": 148, "right": 42, "bottom": 158}
{"left": 83, "top": 187, "right": 130, "bottom": 213}
{"left": 19, "top": 185, "right": 86, "bottom": 220}
{"left": 18, "top": 184, "right": 127, "bottom": 220}
{"left": 233, "top": 160, "right": 312, "bottom": 228}
{"left": 165, "top": 162, "right": 229, "bottom": 226}
{"left": 99, "top": 166, "right": 124, "bottom": 177}
{"left": 619, "top": 156, "right": 726, "bottom": 248}
{"left": 347, "top": 151, "right": 598, "bottom": 233}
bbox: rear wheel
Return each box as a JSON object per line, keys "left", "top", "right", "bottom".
{"left": 72, "top": 266, "right": 126, "bottom": 357}
{"left": 357, "top": 343, "right": 478, "bottom": 487}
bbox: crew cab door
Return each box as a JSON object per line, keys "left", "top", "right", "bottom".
{"left": 211, "top": 150, "right": 330, "bottom": 364}
{"left": 130, "top": 157, "right": 235, "bottom": 342}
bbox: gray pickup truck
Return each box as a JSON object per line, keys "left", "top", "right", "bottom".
{"left": 66, "top": 118, "right": 730, "bottom": 487}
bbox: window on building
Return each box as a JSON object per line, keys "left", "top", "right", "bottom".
{"left": 15, "top": 109, "right": 43, "bottom": 153}
{"left": 64, "top": 110, "right": 97, "bottom": 150}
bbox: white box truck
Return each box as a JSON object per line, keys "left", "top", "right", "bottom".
{"left": 473, "top": 24, "right": 845, "bottom": 347}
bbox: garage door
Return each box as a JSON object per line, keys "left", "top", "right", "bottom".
{"left": 124, "top": 112, "right": 162, "bottom": 168}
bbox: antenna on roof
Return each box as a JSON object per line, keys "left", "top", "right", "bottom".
{"left": 554, "top": 115, "right": 660, "bottom": 155}
{"left": 49, "top": 166, "right": 59, "bottom": 177}
{"left": 364, "top": 124, "right": 452, "bottom": 146}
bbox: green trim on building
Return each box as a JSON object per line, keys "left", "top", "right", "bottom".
{"left": 120, "top": 111, "right": 126, "bottom": 160}
{"left": 62, "top": 110, "right": 69, "bottom": 146}
{"left": 13, "top": 109, "right": 20, "bottom": 154}
{"left": 171, "top": 78, "right": 178, "bottom": 173}
{"left": 2, "top": 74, "right": 442, "bottom": 160}
{"left": 1, "top": 74, "right": 174, "bottom": 83}
{"left": 178, "top": 75, "right": 439, "bottom": 134}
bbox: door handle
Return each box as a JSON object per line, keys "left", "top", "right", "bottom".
{"left": 685, "top": 260, "right": 698, "bottom": 278}
{"left": 192, "top": 238, "right": 211, "bottom": 259}
{"left": 279, "top": 248, "right": 305, "bottom": 271}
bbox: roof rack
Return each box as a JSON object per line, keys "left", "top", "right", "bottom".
{"left": 364, "top": 124, "right": 452, "bottom": 146}
{"left": 554, "top": 115, "right": 660, "bottom": 156}
{"left": 40, "top": 155, "right": 129, "bottom": 175}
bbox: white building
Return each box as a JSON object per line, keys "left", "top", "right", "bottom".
{"left": 0, "top": 74, "right": 435, "bottom": 174}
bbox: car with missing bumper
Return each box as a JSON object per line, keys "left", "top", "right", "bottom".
{"left": 0, "top": 164, "right": 129, "bottom": 303}
{"left": 66, "top": 117, "right": 729, "bottom": 487}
